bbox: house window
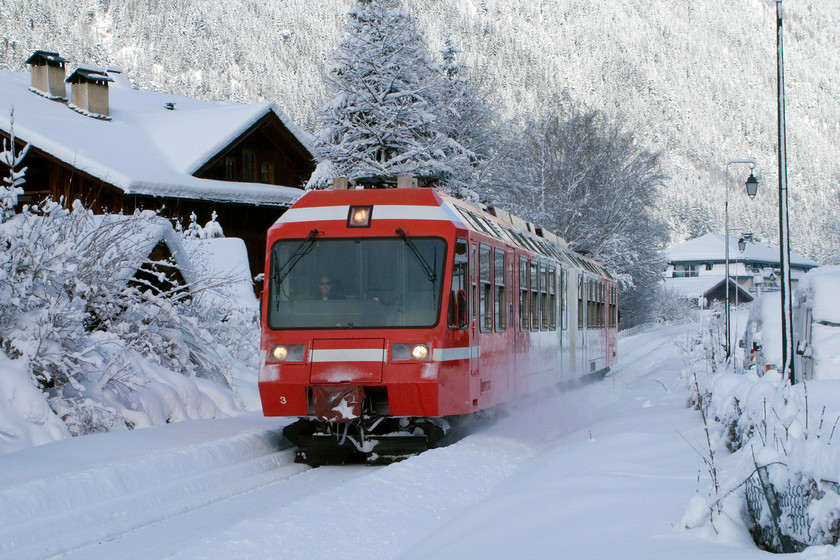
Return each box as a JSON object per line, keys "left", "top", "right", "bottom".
{"left": 224, "top": 158, "right": 236, "bottom": 180}
{"left": 673, "top": 263, "right": 700, "bottom": 278}
{"left": 260, "top": 162, "right": 274, "bottom": 183}
{"left": 242, "top": 150, "right": 255, "bottom": 181}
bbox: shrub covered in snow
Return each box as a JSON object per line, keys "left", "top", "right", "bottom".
{"left": 0, "top": 200, "right": 260, "bottom": 453}
{"left": 680, "top": 313, "right": 840, "bottom": 552}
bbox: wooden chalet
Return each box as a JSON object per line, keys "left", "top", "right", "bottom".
{"left": 1, "top": 51, "right": 316, "bottom": 284}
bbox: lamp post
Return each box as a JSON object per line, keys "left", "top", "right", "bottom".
{"left": 775, "top": 0, "right": 795, "bottom": 384}
{"left": 724, "top": 159, "right": 758, "bottom": 360}
{"left": 736, "top": 234, "right": 747, "bottom": 306}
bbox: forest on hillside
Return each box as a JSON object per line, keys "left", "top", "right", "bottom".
{"left": 1, "top": 0, "right": 839, "bottom": 262}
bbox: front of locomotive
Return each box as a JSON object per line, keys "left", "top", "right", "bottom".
{"left": 258, "top": 188, "right": 462, "bottom": 464}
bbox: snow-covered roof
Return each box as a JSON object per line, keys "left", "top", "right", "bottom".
{"left": 662, "top": 275, "right": 752, "bottom": 301}
{"left": 664, "top": 233, "right": 818, "bottom": 269}
{"left": 0, "top": 68, "right": 314, "bottom": 206}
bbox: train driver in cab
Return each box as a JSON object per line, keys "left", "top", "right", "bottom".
{"left": 318, "top": 275, "right": 333, "bottom": 300}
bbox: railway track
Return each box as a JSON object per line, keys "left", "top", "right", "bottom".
{"left": 0, "top": 416, "right": 310, "bottom": 560}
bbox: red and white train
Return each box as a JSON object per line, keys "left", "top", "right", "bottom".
{"left": 259, "top": 180, "right": 618, "bottom": 464}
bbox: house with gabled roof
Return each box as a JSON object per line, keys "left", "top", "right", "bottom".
{"left": 662, "top": 232, "right": 819, "bottom": 305}
{"left": 1, "top": 51, "right": 316, "bottom": 282}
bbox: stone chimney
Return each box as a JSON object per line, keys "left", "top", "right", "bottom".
{"left": 25, "top": 50, "right": 68, "bottom": 99}
{"left": 66, "top": 66, "right": 114, "bottom": 118}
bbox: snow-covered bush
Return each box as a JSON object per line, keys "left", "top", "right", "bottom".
{"left": 0, "top": 199, "right": 258, "bottom": 446}
{"left": 681, "top": 315, "right": 840, "bottom": 553}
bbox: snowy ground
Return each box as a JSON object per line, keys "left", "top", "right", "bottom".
{"left": 2, "top": 319, "right": 837, "bottom": 560}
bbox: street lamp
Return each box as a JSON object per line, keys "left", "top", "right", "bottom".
{"left": 724, "top": 158, "right": 758, "bottom": 361}
{"left": 775, "top": 0, "right": 795, "bottom": 384}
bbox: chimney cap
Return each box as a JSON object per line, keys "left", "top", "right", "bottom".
{"left": 66, "top": 65, "right": 114, "bottom": 85}
{"left": 26, "top": 50, "right": 69, "bottom": 66}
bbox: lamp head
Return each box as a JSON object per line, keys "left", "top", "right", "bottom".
{"left": 745, "top": 172, "right": 759, "bottom": 199}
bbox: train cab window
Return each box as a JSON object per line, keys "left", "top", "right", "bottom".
{"left": 549, "top": 267, "right": 557, "bottom": 331}
{"left": 577, "top": 275, "right": 584, "bottom": 330}
{"left": 448, "top": 237, "right": 469, "bottom": 329}
{"left": 267, "top": 236, "right": 446, "bottom": 329}
{"left": 479, "top": 244, "right": 492, "bottom": 332}
{"left": 494, "top": 248, "right": 506, "bottom": 332}
{"left": 530, "top": 262, "right": 539, "bottom": 331}
{"left": 560, "top": 268, "right": 568, "bottom": 330}
{"left": 609, "top": 284, "right": 617, "bottom": 328}
{"left": 519, "top": 257, "right": 529, "bottom": 331}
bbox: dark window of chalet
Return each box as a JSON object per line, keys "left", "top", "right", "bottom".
{"left": 260, "top": 162, "right": 274, "bottom": 184}
{"left": 224, "top": 158, "right": 236, "bottom": 180}
{"left": 242, "top": 150, "right": 255, "bottom": 181}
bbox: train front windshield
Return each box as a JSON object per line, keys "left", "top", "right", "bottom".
{"left": 268, "top": 237, "right": 446, "bottom": 329}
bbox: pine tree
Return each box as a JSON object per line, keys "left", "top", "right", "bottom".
{"left": 0, "top": 107, "right": 29, "bottom": 223}
{"left": 313, "top": 0, "right": 471, "bottom": 188}
{"left": 436, "top": 36, "right": 500, "bottom": 193}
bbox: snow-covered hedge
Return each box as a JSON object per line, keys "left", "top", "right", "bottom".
{"left": 0, "top": 200, "right": 260, "bottom": 454}
{"left": 680, "top": 315, "right": 840, "bottom": 553}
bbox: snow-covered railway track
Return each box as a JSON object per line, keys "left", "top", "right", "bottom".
{"left": 0, "top": 414, "right": 307, "bottom": 560}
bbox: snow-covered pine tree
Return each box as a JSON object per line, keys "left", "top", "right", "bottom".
{"left": 0, "top": 107, "right": 29, "bottom": 223}
{"left": 435, "top": 36, "right": 500, "bottom": 194}
{"left": 313, "top": 0, "right": 471, "bottom": 189}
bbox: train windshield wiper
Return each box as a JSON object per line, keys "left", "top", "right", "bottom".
{"left": 396, "top": 227, "right": 436, "bottom": 283}
{"left": 272, "top": 229, "right": 320, "bottom": 286}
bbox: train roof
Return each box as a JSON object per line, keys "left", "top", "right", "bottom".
{"left": 276, "top": 187, "right": 612, "bottom": 279}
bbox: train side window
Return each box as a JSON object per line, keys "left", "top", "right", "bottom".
{"left": 494, "top": 248, "right": 507, "bottom": 331}
{"left": 530, "top": 261, "right": 539, "bottom": 331}
{"left": 479, "top": 244, "right": 492, "bottom": 332}
{"left": 560, "top": 268, "right": 568, "bottom": 331}
{"left": 471, "top": 244, "right": 477, "bottom": 320}
{"left": 577, "top": 275, "right": 584, "bottom": 330}
{"left": 540, "top": 264, "right": 549, "bottom": 330}
{"left": 448, "top": 237, "right": 469, "bottom": 329}
{"left": 519, "top": 257, "right": 529, "bottom": 331}
{"left": 599, "top": 282, "right": 605, "bottom": 328}
{"left": 549, "top": 266, "right": 557, "bottom": 331}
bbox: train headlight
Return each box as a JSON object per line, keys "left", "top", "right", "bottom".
{"left": 392, "top": 343, "right": 430, "bottom": 361}
{"left": 411, "top": 344, "right": 429, "bottom": 360}
{"left": 272, "top": 345, "right": 289, "bottom": 361}
{"left": 347, "top": 205, "right": 373, "bottom": 228}
{"left": 268, "top": 344, "right": 306, "bottom": 362}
